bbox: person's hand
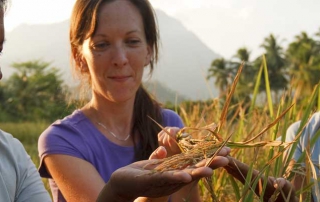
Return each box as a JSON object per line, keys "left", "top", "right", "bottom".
{"left": 224, "top": 156, "right": 298, "bottom": 202}
{"left": 268, "top": 177, "right": 298, "bottom": 202}
{"left": 158, "top": 127, "right": 181, "bottom": 157}
{"left": 97, "top": 146, "right": 230, "bottom": 202}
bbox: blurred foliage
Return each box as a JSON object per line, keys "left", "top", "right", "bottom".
{"left": 0, "top": 60, "right": 76, "bottom": 122}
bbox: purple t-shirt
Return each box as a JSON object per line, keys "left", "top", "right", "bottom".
{"left": 38, "top": 109, "right": 184, "bottom": 202}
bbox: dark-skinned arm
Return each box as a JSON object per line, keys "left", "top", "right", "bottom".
{"left": 224, "top": 156, "right": 298, "bottom": 202}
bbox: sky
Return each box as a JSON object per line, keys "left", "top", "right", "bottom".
{"left": 4, "top": 0, "right": 320, "bottom": 59}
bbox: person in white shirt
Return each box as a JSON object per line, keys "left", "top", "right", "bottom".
{"left": 0, "top": 1, "right": 52, "bottom": 201}
{"left": 0, "top": 130, "right": 52, "bottom": 201}
{"left": 285, "top": 111, "right": 320, "bottom": 202}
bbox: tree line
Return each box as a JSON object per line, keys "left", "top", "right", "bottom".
{"left": 207, "top": 29, "right": 320, "bottom": 104}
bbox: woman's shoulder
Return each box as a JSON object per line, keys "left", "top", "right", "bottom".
{"left": 161, "top": 108, "right": 184, "bottom": 128}
{"left": 161, "top": 108, "right": 179, "bottom": 116}
{"left": 38, "top": 110, "right": 90, "bottom": 143}
{"left": 56, "top": 109, "right": 87, "bottom": 125}
{"left": 46, "top": 109, "right": 87, "bottom": 130}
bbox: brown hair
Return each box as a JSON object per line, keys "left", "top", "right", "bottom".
{"left": 70, "top": 0, "right": 162, "bottom": 160}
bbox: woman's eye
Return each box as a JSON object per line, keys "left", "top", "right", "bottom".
{"left": 127, "top": 39, "right": 140, "bottom": 46}
{"left": 91, "top": 42, "right": 108, "bottom": 50}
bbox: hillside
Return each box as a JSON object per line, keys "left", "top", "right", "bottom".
{"left": 2, "top": 10, "right": 220, "bottom": 102}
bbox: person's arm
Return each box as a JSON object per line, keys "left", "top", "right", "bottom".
{"left": 0, "top": 130, "right": 51, "bottom": 202}
{"left": 44, "top": 154, "right": 105, "bottom": 202}
{"left": 283, "top": 120, "right": 313, "bottom": 201}
{"left": 224, "top": 156, "right": 298, "bottom": 202}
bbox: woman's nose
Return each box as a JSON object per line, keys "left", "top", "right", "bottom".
{"left": 112, "top": 46, "right": 128, "bottom": 67}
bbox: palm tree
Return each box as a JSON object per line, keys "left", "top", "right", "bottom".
{"left": 207, "top": 58, "right": 232, "bottom": 97}
{"left": 234, "top": 47, "right": 251, "bottom": 62}
{"left": 255, "top": 34, "right": 287, "bottom": 100}
{"left": 231, "top": 47, "right": 255, "bottom": 102}
{"left": 287, "top": 32, "right": 320, "bottom": 99}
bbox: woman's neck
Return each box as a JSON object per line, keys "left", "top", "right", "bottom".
{"left": 81, "top": 95, "right": 136, "bottom": 143}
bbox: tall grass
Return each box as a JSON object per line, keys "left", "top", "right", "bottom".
{"left": 178, "top": 57, "right": 320, "bottom": 201}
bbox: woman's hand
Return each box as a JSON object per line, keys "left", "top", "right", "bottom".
{"left": 158, "top": 127, "right": 182, "bottom": 157}
{"left": 97, "top": 146, "right": 231, "bottom": 202}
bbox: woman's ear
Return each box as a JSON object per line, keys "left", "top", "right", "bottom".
{"left": 73, "top": 49, "right": 88, "bottom": 73}
{"left": 144, "top": 45, "right": 153, "bottom": 67}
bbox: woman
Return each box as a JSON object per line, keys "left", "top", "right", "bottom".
{"left": 38, "top": 0, "right": 230, "bottom": 201}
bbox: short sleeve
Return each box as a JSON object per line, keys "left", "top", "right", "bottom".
{"left": 161, "top": 109, "right": 184, "bottom": 128}
{"left": 38, "top": 122, "right": 87, "bottom": 178}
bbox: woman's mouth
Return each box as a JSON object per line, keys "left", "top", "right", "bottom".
{"left": 109, "top": 75, "right": 131, "bottom": 82}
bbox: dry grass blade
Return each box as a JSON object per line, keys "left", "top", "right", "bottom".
{"left": 217, "top": 62, "right": 244, "bottom": 133}
{"left": 205, "top": 132, "right": 233, "bottom": 167}
{"left": 242, "top": 103, "right": 294, "bottom": 144}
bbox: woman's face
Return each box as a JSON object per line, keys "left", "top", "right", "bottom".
{"left": 80, "top": 0, "right": 151, "bottom": 103}
{"left": 0, "top": 10, "right": 4, "bottom": 80}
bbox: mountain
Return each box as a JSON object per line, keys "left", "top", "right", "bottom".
{"left": 2, "top": 10, "right": 220, "bottom": 102}
{"left": 144, "top": 80, "right": 188, "bottom": 104}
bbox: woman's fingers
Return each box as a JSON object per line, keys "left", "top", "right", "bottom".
{"left": 158, "top": 127, "right": 181, "bottom": 156}
{"left": 158, "top": 127, "right": 179, "bottom": 143}
{"left": 149, "top": 146, "right": 167, "bottom": 160}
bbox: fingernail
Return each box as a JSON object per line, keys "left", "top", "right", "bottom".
{"left": 156, "top": 146, "right": 164, "bottom": 154}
